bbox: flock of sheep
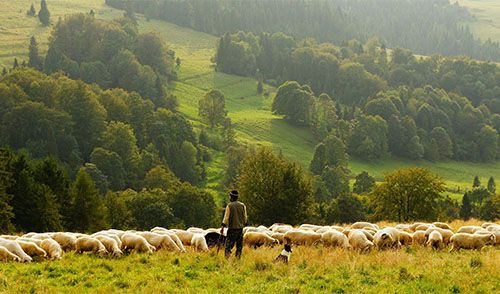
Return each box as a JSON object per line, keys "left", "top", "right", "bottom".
{"left": 0, "top": 221, "right": 498, "bottom": 263}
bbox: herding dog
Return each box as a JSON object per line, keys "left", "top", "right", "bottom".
{"left": 275, "top": 243, "right": 292, "bottom": 264}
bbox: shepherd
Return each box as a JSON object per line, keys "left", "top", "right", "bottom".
{"left": 220, "top": 190, "right": 248, "bottom": 259}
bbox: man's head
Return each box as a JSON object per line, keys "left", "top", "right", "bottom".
{"left": 230, "top": 190, "right": 239, "bottom": 201}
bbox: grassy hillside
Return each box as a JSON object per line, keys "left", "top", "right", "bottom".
{"left": 459, "top": 0, "right": 500, "bottom": 43}
{"left": 0, "top": 0, "right": 498, "bottom": 198}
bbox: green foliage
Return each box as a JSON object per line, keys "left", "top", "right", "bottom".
{"left": 473, "top": 176, "right": 481, "bottom": 188}
{"left": 272, "top": 81, "right": 313, "bottom": 125}
{"left": 487, "top": 177, "right": 496, "bottom": 194}
{"left": 142, "top": 165, "right": 178, "bottom": 191}
{"left": 168, "top": 183, "right": 217, "bottom": 228}
{"left": 348, "top": 115, "right": 388, "bottom": 161}
{"left": 321, "top": 166, "right": 350, "bottom": 198}
{"left": 0, "top": 149, "right": 14, "bottom": 233}
{"left": 70, "top": 168, "right": 107, "bottom": 232}
{"left": 369, "top": 167, "right": 445, "bottom": 222}
{"left": 125, "top": 189, "right": 177, "bottom": 230}
{"left": 198, "top": 89, "right": 227, "bottom": 128}
{"left": 38, "top": 0, "right": 50, "bottom": 26}
{"left": 353, "top": 171, "right": 375, "bottom": 194}
{"left": 28, "top": 36, "right": 42, "bottom": 70}
{"left": 238, "top": 148, "right": 314, "bottom": 225}
{"left": 27, "top": 3, "right": 36, "bottom": 17}
{"left": 310, "top": 134, "right": 348, "bottom": 175}
{"left": 337, "top": 193, "right": 366, "bottom": 223}
{"left": 90, "top": 148, "right": 125, "bottom": 191}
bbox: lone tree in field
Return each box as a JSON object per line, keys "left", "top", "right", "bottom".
{"left": 12, "top": 58, "right": 19, "bottom": 69}
{"left": 487, "top": 177, "right": 496, "bottom": 194}
{"left": 238, "top": 147, "right": 314, "bottom": 225}
{"left": 369, "top": 167, "right": 445, "bottom": 222}
{"left": 27, "top": 3, "right": 36, "bottom": 16}
{"left": 198, "top": 89, "right": 227, "bottom": 128}
{"left": 1, "top": 67, "right": 6, "bottom": 76}
{"left": 473, "top": 175, "right": 481, "bottom": 188}
{"left": 460, "top": 192, "right": 472, "bottom": 220}
{"left": 257, "top": 80, "right": 263, "bottom": 95}
{"left": 28, "top": 36, "right": 42, "bottom": 70}
{"left": 38, "top": 0, "right": 50, "bottom": 26}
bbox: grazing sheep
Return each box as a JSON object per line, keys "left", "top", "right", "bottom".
{"left": 29, "top": 233, "right": 52, "bottom": 241}
{"left": 432, "top": 222, "right": 452, "bottom": 230}
{"left": 424, "top": 227, "right": 454, "bottom": 245}
{"left": 0, "top": 245, "right": 21, "bottom": 262}
{"left": 0, "top": 238, "right": 32, "bottom": 262}
{"left": 481, "top": 222, "right": 495, "bottom": 229}
{"left": 347, "top": 230, "right": 374, "bottom": 252}
{"left": 151, "top": 227, "right": 169, "bottom": 233}
{"left": 351, "top": 222, "right": 379, "bottom": 230}
{"left": 398, "top": 231, "right": 413, "bottom": 246}
{"left": 271, "top": 225, "right": 294, "bottom": 234}
{"left": 191, "top": 234, "right": 209, "bottom": 252}
{"left": 299, "top": 224, "right": 323, "bottom": 232}
{"left": 187, "top": 227, "right": 205, "bottom": 234}
{"left": 427, "top": 231, "right": 444, "bottom": 250}
{"left": 243, "top": 232, "right": 279, "bottom": 248}
{"left": 321, "top": 230, "right": 351, "bottom": 249}
{"left": 474, "top": 230, "right": 500, "bottom": 246}
{"left": 16, "top": 237, "right": 42, "bottom": 246}
{"left": 94, "top": 235, "right": 123, "bottom": 256}
{"left": 359, "top": 229, "right": 375, "bottom": 242}
{"left": 269, "top": 232, "right": 285, "bottom": 244}
{"left": 450, "top": 233, "right": 496, "bottom": 251}
{"left": 75, "top": 237, "right": 107, "bottom": 256}
{"left": 121, "top": 233, "right": 155, "bottom": 254}
{"left": 412, "top": 231, "right": 427, "bottom": 245}
{"left": 414, "top": 224, "right": 434, "bottom": 232}
{"left": 284, "top": 230, "right": 321, "bottom": 246}
{"left": 486, "top": 225, "right": 500, "bottom": 232}
{"left": 165, "top": 232, "right": 187, "bottom": 252}
{"left": 137, "top": 232, "right": 181, "bottom": 252}
{"left": 40, "top": 238, "right": 62, "bottom": 260}
{"left": 457, "top": 226, "right": 483, "bottom": 234}
{"left": 173, "top": 230, "right": 194, "bottom": 246}
{"left": 92, "top": 232, "right": 122, "bottom": 249}
{"left": 373, "top": 228, "right": 400, "bottom": 250}
{"left": 51, "top": 232, "right": 77, "bottom": 252}
{"left": 16, "top": 240, "right": 47, "bottom": 258}
{"left": 0, "top": 235, "right": 18, "bottom": 240}
{"left": 395, "top": 224, "right": 413, "bottom": 233}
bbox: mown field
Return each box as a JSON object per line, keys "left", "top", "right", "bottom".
{"left": 0, "top": 0, "right": 498, "bottom": 198}
{"left": 0, "top": 220, "right": 499, "bottom": 293}
{"left": 459, "top": 0, "right": 500, "bottom": 43}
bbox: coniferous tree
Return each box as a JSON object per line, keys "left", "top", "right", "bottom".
{"left": 13, "top": 58, "right": 19, "bottom": 69}
{"left": 460, "top": 192, "right": 472, "bottom": 220}
{"left": 38, "top": 0, "right": 51, "bottom": 26}
{"left": 257, "top": 80, "right": 263, "bottom": 95}
{"left": 28, "top": 36, "right": 42, "bottom": 70}
{"left": 0, "top": 149, "right": 14, "bottom": 233}
{"left": 1, "top": 67, "right": 7, "bottom": 76}
{"left": 473, "top": 175, "right": 481, "bottom": 188}
{"left": 70, "top": 168, "right": 107, "bottom": 232}
{"left": 487, "top": 177, "right": 496, "bottom": 194}
{"left": 27, "top": 3, "right": 36, "bottom": 16}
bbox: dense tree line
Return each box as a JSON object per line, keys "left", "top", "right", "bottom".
{"left": 36, "top": 13, "right": 176, "bottom": 104}
{"left": 0, "top": 148, "right": 217, "bottom": 233}
{"left": 216, "top": 32, "right": 500, "bottom": 162}
{"left": 0, "top": 68, "right": 205, "bottom": 186}
{"left": 106, "top": 0, "right": 500, "bottom": 61}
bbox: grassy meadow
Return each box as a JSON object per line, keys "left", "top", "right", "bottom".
{"left": 0, "top": 0, "right": 498, "bottom": 198}
{"left": 0, "top": 220, "right": 498, "bottom": 293}
{"left": 459, "top": 0, "right": 500, "bottom": 43}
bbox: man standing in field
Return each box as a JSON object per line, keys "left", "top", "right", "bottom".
{"left": 221, "top": 190, "right": 248, "bottom": 259}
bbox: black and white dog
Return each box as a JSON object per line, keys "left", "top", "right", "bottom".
{"left": 275, "top": 243, "right": 292, "bottom": 264}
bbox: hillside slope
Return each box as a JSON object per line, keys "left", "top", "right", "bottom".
{"left": 0, "top": 0, "right": 498, "bottom": 196}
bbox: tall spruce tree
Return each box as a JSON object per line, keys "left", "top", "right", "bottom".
{"left": 27, "top": 3, "right": 36, "bottom": 16}
{"left": 13, "top": 58, "right": 19, "bottom": 69}
{"left": 38, "top": 0, "right": 50, "bottom": 26}
{"left": 70, "top": 168, "right": 107, "bottom": 232}
{"left": 0, "top": 149, "right": 14, "bottom": 233}
{"left": 487, "top": 177, "right": 496, "bottom": 194}
{"left": 473, "top": 175, "right": 481, "bottom": 188}
{"left": 460, "top": 192, "right": 472, "bottom": 220}
{"left": 28, "top": 36, "right": 42, "bottom": 70}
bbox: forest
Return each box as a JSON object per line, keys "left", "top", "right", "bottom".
{"left": 105, "top": 0, "right": 500, "bottom": 61}
{"left": 0, "top": 2, "right": 498, "bottom": 235}
{"left": 214, "top": 31, "right": 500, "bottom": 163}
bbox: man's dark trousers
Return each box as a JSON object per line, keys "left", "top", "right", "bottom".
{"left": 225, "top": 228, "right": 243, "bottom": 258}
